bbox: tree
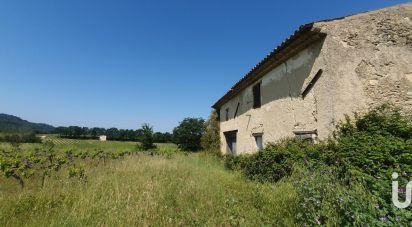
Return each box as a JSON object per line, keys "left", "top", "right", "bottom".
{"left": 201, "top": 111, "right": 221, "bottom": 153}
{"left": 106, "top": 128, "right": 120, "bottom": 140}
{"left": 54, "top": 127, "right": 69, "bottom": 136}
{"left": 135, "top": 129, "right": 144, "bottom": 141}
{"left": 54, "top": 125, "right": 172, "bottom": 142}
{"left": 173, "top": 118, "right": 205, "bottom": 151}
{"left": 153, "top": 132, "right": 173, "bottom": 143}
{"left": 90, "top": 127, "right": 106, "bottom": 138}
{"left": 163, "top": 132, "right": 172, "bottom": 143}
{"left": 139, "top": 123, "right": 156, "bottom": 151}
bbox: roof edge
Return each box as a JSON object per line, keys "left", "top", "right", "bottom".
{"left": 212, "top": 24, "right": 325, "bottom": 109}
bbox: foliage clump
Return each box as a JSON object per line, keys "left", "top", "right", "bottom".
{"left": 54, "top": 125, "right": 172, "bottom": 143}
{"left": 0, "top": 141, "right": 84, "bottom": 188}
{"left": 201, "top": 111, "right": 221, "bottom": 155}
{"left": 225, "top": 104, "right": 412, "bottom": 226}
{"left": 0, "top": 133, "right": 41, "bottom": 144}
{"left": 136, "top": 123, "right": 157, "bottom": 151}
{"left": 173, "top": 118, "right": 205, "bottom": 151}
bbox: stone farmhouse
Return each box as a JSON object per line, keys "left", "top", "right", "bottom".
{"left": 212, "top": 3, "right": 412, "bottom": 155}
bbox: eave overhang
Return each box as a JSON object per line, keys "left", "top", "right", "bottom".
{"left": 212, "top": 23, "right": 326, "bottom": 109}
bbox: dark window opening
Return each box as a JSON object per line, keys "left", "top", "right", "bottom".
{"left": 216, "top": 109, "right": 221, "bottom": 121}
{"left": 225, "top": 108, "right": 229, "bottom": 121}
{"left": 293, "top": 130, "right": 318, "bottom": 142}
{"left": 253, "top": 82, "right": 261, "bottom": 109}
{"left": 224, "top": 131, "right": 237, "bottom": 155}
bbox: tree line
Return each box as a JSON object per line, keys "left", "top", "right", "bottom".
{"left": 53, "top": 111, "right": 220, "bottom": 152}
{"left": 0, "top": 133, "right": 42, "bottom": 144}
{"left": 53, "top": 126, "right": 172, "bottom": 143}
{"left": 0, "top": 111, "right": 220, "bottom": 151}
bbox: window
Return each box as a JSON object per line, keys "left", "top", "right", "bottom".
{"left": 293, "top": 130, "right": 318, "bottom": 142}
{"left": 254, "top": 135, "right": 263, "bottom": 150}
{"left": 253, "top": 82, "right": 261, "bottom": 109}
{"left": 224, "top": 131, "right": 237, "bottom": 155}
{"left": 225, "top": 108, "right": 229, "bottom": 121}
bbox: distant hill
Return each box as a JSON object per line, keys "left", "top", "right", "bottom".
{"left": 0, "top": 114, "right": 55, "bottom": 133}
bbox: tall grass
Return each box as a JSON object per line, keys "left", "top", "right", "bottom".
{"left": 0, "top": 136, "right": 177, "bottom": 154}
{"left": 0, "top": 153, "right": 297, "bottom": 226}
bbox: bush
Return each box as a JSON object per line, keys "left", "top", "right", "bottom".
{"left": 292, "top": 165, "right": 378, "bottom": 226}
{"left": 226, "top": 139, "right": 321, "bottom": 183}
{"left": 224, "top": 154, "right": 250, "bottom": 171}
{"left": 201, "top": 111, "right": 221, "bottom": 155}
{"left": 243, "top": 143, "right": 296, "bottom": 182}
{"left": 0, "top": 133, "right": 41, "bottom": 144}
{"left": 331, "top": 105, "right": 412, "bottom": 225}
{"left": 137, "top": 123, "right": 157, "bottom": 151}
{"left": 224, "top": 104, "right": 412, "bottom": 225}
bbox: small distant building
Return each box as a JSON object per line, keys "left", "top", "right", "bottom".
{"left": 40, "top": 135, "right": 47, "bottom": 140}
{"left": 99, "top": 135, "right": 107, "bottom": 141}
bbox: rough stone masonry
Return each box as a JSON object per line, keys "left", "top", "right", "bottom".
{"left": 315, "top": 3, "right": 412, "bottom": 113}
{"left": 214, "top": 3, "right": 412, "bottom": 155}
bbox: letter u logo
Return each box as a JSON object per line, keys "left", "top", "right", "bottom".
{"left": 392, "top": 172, "right": 412, "bottom": 209}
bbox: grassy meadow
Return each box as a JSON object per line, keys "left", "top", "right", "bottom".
{"left": 0, "top": 138, "right": 297, "bottom": 226}
{"left": 0, "top": 135, "right": 176, "bottom": 153}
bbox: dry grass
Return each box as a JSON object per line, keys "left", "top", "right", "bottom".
{"left": 0, "top": 153, "right": 297, "bottom": 226}
{"left": 0, "top": 136, "right": 177, "bottom": 156}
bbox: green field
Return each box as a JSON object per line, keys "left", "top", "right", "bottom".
{"left": 0, "top": 139, "right": 296, "bottom": 226}
{"left": 0, "top": 135, "right": 177, "bottom": 153}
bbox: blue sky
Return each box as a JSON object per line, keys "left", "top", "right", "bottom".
{"left": 0, "top": 0, "right": 409, "bottom": 132}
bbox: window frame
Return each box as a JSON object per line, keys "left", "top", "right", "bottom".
{"left": 224, "top": 130, "right": 238, "bottom": 155}
{"left": 293, "top": 130, "right": 318, "bottom": 143}
{"left": 254, "top": 134, "right": 264, "bottom": 150}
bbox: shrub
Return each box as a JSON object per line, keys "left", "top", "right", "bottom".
{"left": 201, "top": 111, "right": 221, "bottom": 155}
{"left": 224, "top": 154, "right": 250, "bottom": 171}
{"left": 0, "top": 133, "right": 41, "bottom": 144}
{"left": 231, "top": 139, "right": 320, "bottom": 183}
{"left": 244, "top": 146, "right": 294, "bottom": 182}
{"left": 330, "top": 105, "right": 412, "bottom": 225}
{"left": 224, "top": 104, "right": 412, "bottom": 225}
{"left": 292, "top": 165, "right": 378, "bottom": 226}
{"left": 68, "top": 166, "right": 87, "bottom": 182}
{"left": 0, "top": 141, "right": 85, "bottom": 189}
{"left": 137, "top": 123, "right": 157, "bottom": 151}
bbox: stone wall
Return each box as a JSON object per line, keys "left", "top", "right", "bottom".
{"left": 218, "top": 3, "right": 412, "bottom": 155}
{"left": 315, "top": 3, "right": 412, "bottom": 114}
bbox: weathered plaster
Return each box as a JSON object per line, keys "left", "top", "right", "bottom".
{"left": 220, "top": 41, "right": 325, "bottom": 154}
{"left": 218, "top": 3, "right": 412, "bottom": 155}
